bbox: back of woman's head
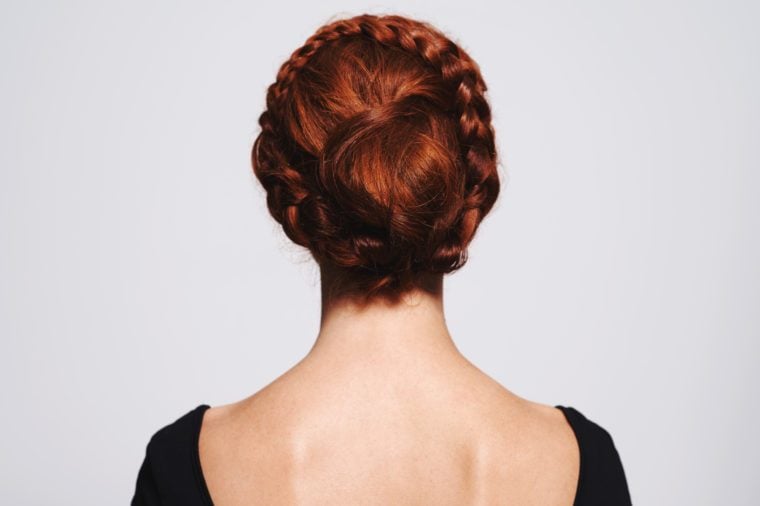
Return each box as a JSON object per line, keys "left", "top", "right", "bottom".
{"left": 252, "top": 13, "right": 500, "bottom": 302}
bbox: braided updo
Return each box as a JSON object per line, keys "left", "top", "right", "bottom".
{"left": 252, "top": 13, "right": 500, "bottom": 300}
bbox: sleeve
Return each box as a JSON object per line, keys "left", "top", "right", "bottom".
{"left": 575, "top": 411, "right": 633, "bottom": 505}
{"left": 129, "top": 405, "right": 209, "bottom": 506}
{"left": 131, "top": 438, "right": 162, "bottom": 506}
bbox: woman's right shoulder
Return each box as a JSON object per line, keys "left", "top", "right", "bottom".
{"left": 479, "top": 388, "right": 632, "bottom": 504}
{"left": 553, "top": 404, "right": 633, "bottom": 505}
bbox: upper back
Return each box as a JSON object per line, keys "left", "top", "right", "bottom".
{"left": 198, "top": 385, "right": 579, "bottom": 505}
{"left": 132, "top": 371, "right": 631, "bottom": 506}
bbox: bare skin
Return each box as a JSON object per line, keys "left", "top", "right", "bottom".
{"left": 198, "top": 267, "right": 580, "bottom": 505}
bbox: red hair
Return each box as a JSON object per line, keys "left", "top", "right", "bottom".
{"left": 252, "top": 13, "right": 500, "bottom": 301}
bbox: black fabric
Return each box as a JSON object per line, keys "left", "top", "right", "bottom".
{"left": 556, "top": 405, "right": 633, "bottom": 505}
{"left": 131, "top": 404, "right": 631, "bottom": 505}
{"left": 131, "top": 405, "right": 213, "bottom": 506}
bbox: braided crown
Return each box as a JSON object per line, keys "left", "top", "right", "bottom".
{"left": 252, "top": 13, "right": 500, "bottom": 299}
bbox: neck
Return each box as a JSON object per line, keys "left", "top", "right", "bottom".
{"left": 304, "top": 265, "right": 466, "bottom": 369}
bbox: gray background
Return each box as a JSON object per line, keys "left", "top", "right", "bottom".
{"left": 1, "top": 1, "right": 758, "bottom": 504}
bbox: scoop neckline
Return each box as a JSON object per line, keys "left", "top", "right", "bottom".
{"left": 555, "top": 405, "right": 583, "bottom": 506}
{"left": 191, "top": 403, "right": 581, "bottom": 506}
{"left": 191, "top": 404, "right": 214, "bottom": 506}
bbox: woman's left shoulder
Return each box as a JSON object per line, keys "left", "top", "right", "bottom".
{"left": 130, "top": 404, "right": 211, "bottom": 506}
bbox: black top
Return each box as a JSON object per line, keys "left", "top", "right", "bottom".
{"left": 131, "top": 404, "right": 631, "bottom": 506}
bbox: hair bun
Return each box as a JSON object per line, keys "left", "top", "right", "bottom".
{"left": 252, "top": 14, "right": 500, "bottom": 299}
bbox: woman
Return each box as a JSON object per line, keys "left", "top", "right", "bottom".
{"left": 131, "top": 13, "right": 631, "bottom": 505}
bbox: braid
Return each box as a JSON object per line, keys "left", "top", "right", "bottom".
{"left": 252, "top": 14, "right": 500, "bottom": 300}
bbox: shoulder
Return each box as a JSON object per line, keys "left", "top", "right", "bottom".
{"left": 502, "top": 399, "right": 582, "bottom": 471}
{"left": 554, "top": 405, "right": 626, "bottom": 470}
{"left": 483, "top": 391, "right": 581, "bottom": 463}
{"left": 145, "top": 404, "right": 210, "bottom": 464}
{"left": 469, "top": 393, "right": 581, "bottom": 504}
{"left": 556, "top": 405, "right": 632, "bottom": 505}
{"left": 131, "top": 404, "right": 211, "bottom": 506}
